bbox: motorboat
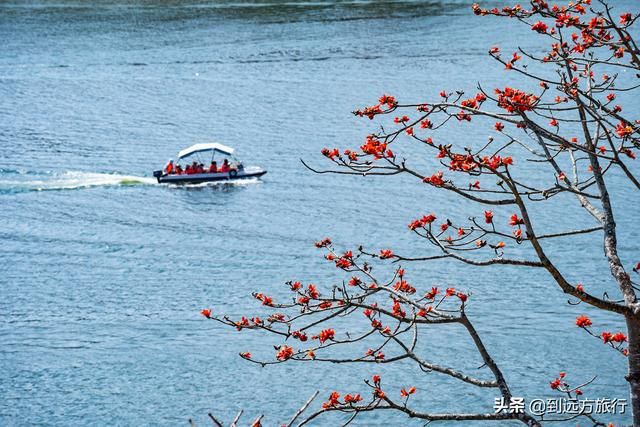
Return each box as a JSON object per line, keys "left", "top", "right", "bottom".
{"left": 153, "top": 143, "right": 267, "bottom": 184}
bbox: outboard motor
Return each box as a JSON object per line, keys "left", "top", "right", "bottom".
{"left": 153, "top": 170, "right": 163, "bottom": 182}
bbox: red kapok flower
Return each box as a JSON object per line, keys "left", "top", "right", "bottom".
{"left": 611, "top": 332, "right": 628, "bottom": 343}
{"left": 495, "top": 87, "right": 538, "bottom": 113}
{"left": 315, "top": 237, "right": 332, "bottom": 248}
{"left": 509, "top": 214, "right": 525, "bottom": 226}
{"left": 575, "top": 315, "right": 592, "bottom": 328}
{"left": 317, "top": 328, "right": 335, "bottom": 344}
{"left": 484, "top": 210, "right": 494, "bottom": 224}
{"left": 335, "top": 258, "right": 352, "bottom": 269}
{"left": 254, "top": 293, "right": 274, "bottom": 306}
{"left": 349, "top": 276, "right": 362, "bottom": 287}
{"left": 423, "top": 171, "right": 445, "bottom": 186}
{"left": 400, "top": 386, "right": 417, "bottom": 397}
{"left": 372, "top": 375, "right": 381, "bottom": 386}
{"left": 379, "top": 94, "right": 397, "bottom": 108}
{"left": 616, "top": 121, "right": 634, "bottom": 138}
{"left": 292, "top": 330, "right": 308, "bottom": 342}
{"left": 379, "top": 249, "right": 394, "bottom": 259}
{"left": 276, "top": 345, "right": 294, "bottom": 361}
{"left": 322, "top": 391, "right": 341, "bottom": 409}
{"left": 344, "top": 393, "right": 362, "bottom": 404}
{"left": 531, "top": 21, "right": 548, "bottom": 33}
{"left": 425, "top": 287, "right": 439, "bottom": 299}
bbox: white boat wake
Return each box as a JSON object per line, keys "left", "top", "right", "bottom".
{"left": 0, "top": 170, "right": 261, "bottom": 192}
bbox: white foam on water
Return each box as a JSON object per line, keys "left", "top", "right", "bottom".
{"left": 39, "top": 171, "right": 158, "bottom": 190}
{"left": 0, "top": 171, "right": 156, "bottom": 192}
{"left": 0, "top": 170, "right": 262, "bottom": 192}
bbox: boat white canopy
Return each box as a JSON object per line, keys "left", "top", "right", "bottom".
{"left": 177, "top": 143, "right": 235, "bottom": 159}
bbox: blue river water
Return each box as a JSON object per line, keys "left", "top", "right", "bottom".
{"left": 1, "top": 1, "right": 638, "bottom": 426}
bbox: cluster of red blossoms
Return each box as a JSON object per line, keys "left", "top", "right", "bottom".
{"left": 254, "top": 292, "right": 274, "bottom": 306}
{"left": 531, "top": 21, "right": 548, "bottom": 33}
{"left": 400, "top": 386, "right": 417, "bottom": 398}
{"left": 481, "top": 155, "right": 513, "bottom": 169}
{"left": 495, "top": 87, "right": 538, "bottom": 113}
{"left": 313, "top": 328, "right": 335, "bottom": 344}
{"left": 360, "top": 135, "right": 391, "bottom": 160}
{"left": 320, "top": 148, "right": 360, "bottom": 162}
{"left": 615, "top": 121, "right": 635, "bottom": 138}
{"left": 484, "top": 210, "right": 494, "bottom": 223}
{"left": 276, "top": 345, "right": 294, "bottom": 361}
{"left": 320, "top": 147, "right": 339, "bottom": 160}
{"left": 394, "top": 279, "right": 416, "bottom": 294}
{"left": 296, "top": 283, "right": 321, "bottom": 304}
{"left": 322, "top": 391, "right": 363, "bottom": 409}
{"left": 408, "top": 213, "right": 437, "bottom": 230}
{"left": 330, "top": 250, "right": 353, "bottom": 269}
{"left": 509, "top": 214, "right": 525, "bottom": 226}
{"left": 445, "top": 287, "right": 468, "bottom": 302}
{"left": 575, "top": 315, "right": 629, "bottom": 355}
{"left": 422, "top": 171, "right": 445, "bottom": 186}
{"left": 379, "top": 249, "right": 394, "bottom": 259}
{"left": 456, "top": 92, "right": 487, "bottom": 119}
{"left": 602, "top": 331, "right": 627, "bottom": 344}
{"left": 315, "top": 237, "right": 332, "bottom": 248}
{"left": 365, "top": 348, "right": 385, "bottom": 360}
{"left": 353, "top": 94, "right": 398, "bottom": 120}
{"left": 550, "top": 372, "right": 585, "bottom": 396}
{"left": 575, "top": 315, "right": 592, "bottom": 327}
{"left": 291, "top": 330, "right": 308, "bottom": 342}
{"left": 550, "top": 372, "right": 569, "bottom": 390}
{"left": 473, "top": 0, "right": 592, "bottom": 19}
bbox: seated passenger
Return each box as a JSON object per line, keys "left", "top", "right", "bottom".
{"left": 197, "top": 163, "right": 205, "bottom": 174}
{"left": 220, "top": 159, "right": 230, "bottom": 173}
{"left": 175, "top": 164, "right": 183, "bottom": 175}
{"left": 164, "top": 160, "right": 174, "bottom": 175}
{"left": 208, "top": 161, "right": 218, "bottom": 173}
{"left": 185, "top": 164, "right": 193, "bottom": 175}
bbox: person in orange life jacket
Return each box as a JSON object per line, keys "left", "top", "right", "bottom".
{"left": 175, "top": 164, "right": 183, "bottom": 175}
{"left": 220, "top": 159, "right": 230, "bottom": 173}
{"left": 164, "top": 160, "right": 174, "bottom": 174}
{"left": 208, "top": 161, "right": 218, "bottom": 173}
{"left": 185, "top": 164, "right": 193, "bottom": 174}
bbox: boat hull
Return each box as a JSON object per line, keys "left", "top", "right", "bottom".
{"left": 156, "top": 169, "right": 266, "bottom": 184}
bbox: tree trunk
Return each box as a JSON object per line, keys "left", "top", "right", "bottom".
{"left": 626, "top": 315, "right": 640, "bottom": 426}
